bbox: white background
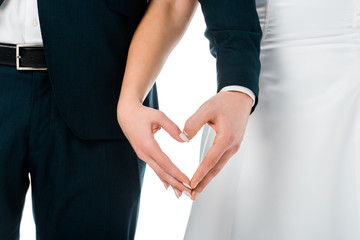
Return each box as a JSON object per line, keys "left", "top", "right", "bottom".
{"left": 20, "top": 7, "right": 217, "bottom": 240}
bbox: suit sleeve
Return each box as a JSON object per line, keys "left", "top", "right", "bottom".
{"left": 199, "top": 0, "right": 262, "bottom": 112}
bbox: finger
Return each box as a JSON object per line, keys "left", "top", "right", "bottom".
{"left": 191, "top": 148, "right": 235, "bottom": 200}
{"left": 146, "top": 138, "right": 191, "bottom": 187}
{"left": 163, "top": 181, "right": 170, "bottom": 190}
{"left": 190, "top": 134, "right": 229, "bottom": 189}
{"left": 139, "top": 134, "right": 191, "bottom": 187}
{"left": 143, "top": 154, "right": 192, "bottom": 194}
{"left": 171, "top": 186, "right": 192, "bottom": 199}
{"left": 172, "top": 187, "right": 182, "bottom": 199}
{"left": 156, "top": 112, "right": 184, "bottom": 142}
{"left": 183, "top": 103, "right": 211, "bottom": 140}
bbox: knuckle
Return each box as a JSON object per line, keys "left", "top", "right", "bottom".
{"left": 168, "top": 121, "right": 178, "bottom": 132}
{"left": 232, "top": 142, "right": 241, "bottom": 152}
{"left": 203, "top": 99, "right": 214, "bottom": 109}
{"left": 208, "top": 160, "right": 217, "bottom": 170}
{"left": 211, "top": 167, "right": 221, "bottom": 176}
{"left": 157, "top": 111, "right": 166, "bottom": 119}
{"left": 200, "top": 100, "right": 209, "bottom": 109}
{"left": 136, "top": 150, "right": 146, "bottom": 160}
{"left": 157, "top": 171, "right": 167, "bottom": 180}
{"left": 140, "top": 140, "right": 154, "bottom": 153}
{"left": 227, "top": 134, "right": 236, "bottom": 145}
{"left": 184, "top": 119, "right": 193, "bottom": 132}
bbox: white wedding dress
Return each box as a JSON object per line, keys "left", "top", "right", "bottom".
{"left": 185, "top": 0, "right": 360, "bottom": 239}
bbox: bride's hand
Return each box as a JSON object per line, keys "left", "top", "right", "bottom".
{"left": 117, "top": 99, "right": 191, "bottom": 197}
{"left": 114, "top": 0, "right": 198, "bottom": 198}
{"left": 183, "top": 91, "right": 253, "bottom": 200}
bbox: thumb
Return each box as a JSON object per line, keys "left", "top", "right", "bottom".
{"left": 183, "top": 104, "right": 210, "bottom": 141}
{"left": 156, "top": 112, "right": 184, "bottom": 142}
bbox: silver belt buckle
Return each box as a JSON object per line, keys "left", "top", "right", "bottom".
{"left": 16, "top": 44, "right": 47, "bottom": 71}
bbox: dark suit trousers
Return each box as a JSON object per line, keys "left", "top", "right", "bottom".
{"left": 0, "top": 65, "right": 146, "bottom": 240}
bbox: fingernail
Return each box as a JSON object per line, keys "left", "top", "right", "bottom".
{"left": 179, "top": 133, "right": 190, "bottom": 143}
{"left": 183, "top": 131, "right": 190, "bottom": 139}
{"left": 183, "top": 191, "right": 191, "bottom": 199}
{"left": 173, "top": 189, "right": 181, "bottom": 199}
{"left": 164, "top": 183, "right": 169, "bottom": 190}
{"left": 183, "top": 182, "right": 192, "bottom": 189}
{"left": 191, "top": 192, "right": 199, "bottom": 201}
{"left": 191, "top": 181, "right": 199, "bottom": 189}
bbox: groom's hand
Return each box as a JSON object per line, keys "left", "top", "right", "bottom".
{"left": 183, "top": 91, "right": 253, "bottom": 200}
{"left": 117, "top": 101, "right": 191, "bottom": 196}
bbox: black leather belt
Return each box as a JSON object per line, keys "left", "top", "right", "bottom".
{"left": 0, "top": 43, "right": 47, "bottom": 70}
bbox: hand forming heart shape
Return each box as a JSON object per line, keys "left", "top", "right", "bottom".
{"left": 117, "top": 91, "right": 253, "bottom": 200}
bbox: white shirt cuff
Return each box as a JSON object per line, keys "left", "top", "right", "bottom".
{"left": 220, "top": 85, "right": 256, "bottom": 107}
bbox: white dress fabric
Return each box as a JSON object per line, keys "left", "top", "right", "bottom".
{"left": 185, "top": 0, "right": 360, "bottom": 239}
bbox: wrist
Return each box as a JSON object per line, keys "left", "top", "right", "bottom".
{"left": 219, "top": 91, "right": 253, "bottom": 111}
{"left": 118, "top": 94, "right": 143, "bottom": 112}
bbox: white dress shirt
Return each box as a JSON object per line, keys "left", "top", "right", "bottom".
{"left": 0, "top": 0, "right": 256, "bottom": 104}
{"left": 0, "top": 0, "right": 42, "bottom": 44}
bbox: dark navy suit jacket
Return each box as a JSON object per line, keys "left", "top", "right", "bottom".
{"left": 0, "top": 0, "right": 262, "bottom": 140}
